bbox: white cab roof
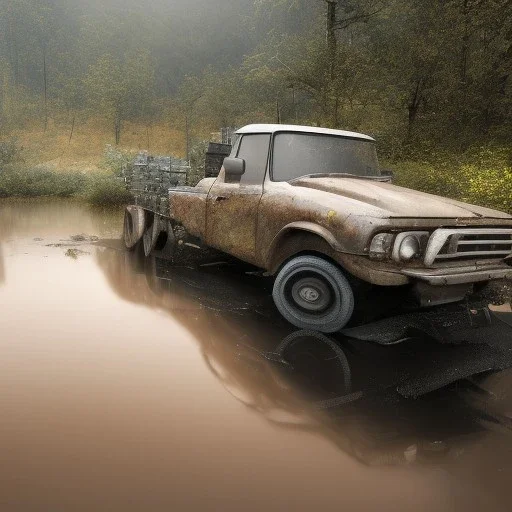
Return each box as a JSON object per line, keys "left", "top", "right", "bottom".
{"left": 236, "top": 124, "right": 375, "bottom": 142}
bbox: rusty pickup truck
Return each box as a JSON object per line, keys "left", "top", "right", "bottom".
{"left": 123, "top": 124, "right": 512, "bottom": 332}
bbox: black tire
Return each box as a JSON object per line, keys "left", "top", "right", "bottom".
{"left": 272, "top": 255, "right": 354, "bottom": 333}
{"left": 123, "top": 206, "right": 146, "bottom": 251}
{"left": 142, "top": 214, "right": 156, "bottom": 256}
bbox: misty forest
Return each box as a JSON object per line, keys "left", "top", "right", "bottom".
{"left": 0, "top": 0, "right": 511, "bottom": 210}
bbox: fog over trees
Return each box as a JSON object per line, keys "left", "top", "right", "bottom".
{"left": 1, "top": 0, "right": 511, "bottom": 155}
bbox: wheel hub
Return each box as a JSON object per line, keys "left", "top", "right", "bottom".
{"left": 290, "top": 276, "right": 332, "bottom": 313}
{"left": 299, "top": 286, "right": 320, "bottom": 303}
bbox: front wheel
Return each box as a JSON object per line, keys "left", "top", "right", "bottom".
{"left": 272, "top": 255, "right": 354, "bottom": 333}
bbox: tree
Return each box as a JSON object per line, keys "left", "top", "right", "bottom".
{"left": 85, "top": 51, "right": 156, "bottom": 144}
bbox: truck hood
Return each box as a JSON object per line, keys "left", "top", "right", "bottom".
{"left": 291, "top": 177, "right": 512, "bottom": 219}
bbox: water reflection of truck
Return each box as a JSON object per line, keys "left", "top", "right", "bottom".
{"left": 96, "top": 245, "right": 512, "bottom": 467}
{"left": 0, "top": 243, "right": 4, "bottom": 285}
{"left": 123, "top": 124, "right": 512, "bottom": 332}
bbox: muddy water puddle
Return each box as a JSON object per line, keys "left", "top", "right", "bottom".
{"left": 1, "top": 199, "right": 512, "bottom": 511}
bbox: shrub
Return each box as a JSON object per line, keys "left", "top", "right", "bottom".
{"left": 102, "top": 145, "right": 135, "bottom": 175}
{"left": 392, "top": 159, "right": 465, "bottom": 199}
{"left": 0, "top": 138, "right": 22, "bottom": 166}
{"left": 188, "top": 140, "right": 209, "bottom": 186}
{"left": 463, "top": 166, "right": 512, "bottom": 212}
{"left": 390, "top": 146, "right": 512, "bottom": 215}
{"left": 459, "top": 147, "right": 512, "bottom": 213}
{"left": 83, "top": 174, "right": 133, "bottom": 206}
{"left": 0, "top": 166, "right": 87, "bottom": 198}
{"left": 0, "top": 165, "right": 132, "bottom": 206}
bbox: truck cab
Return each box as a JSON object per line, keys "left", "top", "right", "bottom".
{"left": 125, "top": 124, "right": 512, "bottom": 333}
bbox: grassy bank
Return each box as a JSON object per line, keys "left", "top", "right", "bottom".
{"left": 390, "top": 146, "right": 512, "bottom": 215}
{"left": 8, "top": 118, "right": 187, "bottom": 173}
{"left": 1, "top": 131, "right": 512, "bottom": 213}
{"left": 0, "top": 166, "right": 133, "bottom": 206}
{"left": 0, "top": 121, "right": 203, "bottom": 206}
{"left": 0, "top": 137, "right": 135, "bottom": 206}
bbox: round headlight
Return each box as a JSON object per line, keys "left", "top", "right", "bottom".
{"left": 399, "top": 235, "right": 421, "bottom": 261}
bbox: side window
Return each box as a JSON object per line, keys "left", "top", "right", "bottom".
{"left": 229, "top": 135, "right": 241, "bottom": 157}
{"left": 236, "top": 134, "right": 271, "bottom": 185}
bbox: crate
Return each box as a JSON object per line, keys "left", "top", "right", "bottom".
{"left": 205, "top": 142, "right": 231, "bottom": 178}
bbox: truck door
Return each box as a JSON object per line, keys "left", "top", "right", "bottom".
{"left": 206, "top": 134, "right": 270, "bottom": 264}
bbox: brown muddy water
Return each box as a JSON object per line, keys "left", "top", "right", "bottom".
{"left": 1, "top": 199, "right": 512, "bottom": 512}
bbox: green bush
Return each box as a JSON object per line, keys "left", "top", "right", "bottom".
{"left": 391, "top": 146, "right": 512, "bottom": 214}
{"left": 0, "top": 138, "right": 22, "bottom": 166}
{"left": 392, "top": 160, "right": 464, "bottom": 198}
{"left": 460, "top": 147, "right": 512, "bottom": 213}
{"left": 102, "top": 145, "right": 135, "bottom": 175}
{"left": 0, "top": 165, "right": 132, "bottom": 206}
{"left": 0, "top": 166, "right": 87, "bottom": 198}
{"left": 83, "top": 174, "right": 133, "bottom": 206}
{"left": 188, "top": 140, "right": 209, "bottom": 186}
{"left": 463, "top": 166, "right": 512, "bottom": 213}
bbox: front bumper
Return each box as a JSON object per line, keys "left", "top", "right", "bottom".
{"left": 401, "top": 266, "right": 512, "bottom": 286}
{"left": 336, "top": 252, "right": 512, "bottom": 287}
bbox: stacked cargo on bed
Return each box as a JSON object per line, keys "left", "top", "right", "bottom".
{"left": 205, "top": 143, "right": 231, "bottom": 178}
{"left": 122, "top": 153, "right": 190, "bottom": 215}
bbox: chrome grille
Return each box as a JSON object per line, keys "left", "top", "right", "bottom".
{"left": 424, "top": 229, "right": 512, "bottom": 266}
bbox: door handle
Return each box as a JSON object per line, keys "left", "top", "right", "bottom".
{"left": 214, "top": 196, "right": 228, "bottom": 202}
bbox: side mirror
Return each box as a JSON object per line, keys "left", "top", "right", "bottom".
{"left": 223, "top": 157, "right": 246, "bottom": 177}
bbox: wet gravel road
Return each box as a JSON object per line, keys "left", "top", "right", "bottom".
{"left": 1, "top": 199, "right": 512, "bottom": 512}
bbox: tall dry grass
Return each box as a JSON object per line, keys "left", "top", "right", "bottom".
{"left": 10, "top": 116, "right": 188, "bottom": 172}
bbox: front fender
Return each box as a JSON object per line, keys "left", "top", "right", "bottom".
{"left": 270, "top": 222, "right": 343, "bottom": 253}
{"left": 265, "top": 222, "right": 342, "bottom": 273}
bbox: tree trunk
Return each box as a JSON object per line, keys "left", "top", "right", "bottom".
{"left": 68, "top": 114, "right": 75, "bottom": 144}
{"left": 43, "top": 47, "right": 48, "bottom": 132}
{"left": 7, "top": 17, "right": 19, "bottom": 86}
{"left": 326, "top": 0, "right": 337, "bottom": 80}
{"left": 291, "top": 85, "right": 298, "bottom": 123}
{"left": 333, "top": 95, "right": 340, "bottom": 128}
{"left": 114, "top": 116, "right": 121, "bottom": 145}
{"left": 185, "top": 114, "right": 190, "bottom": 163}
{"left": 407, "top": 79, "right": 423, "bottom": 139}
{"left": 460, "top": 0, "right": 470, "bottom": 86}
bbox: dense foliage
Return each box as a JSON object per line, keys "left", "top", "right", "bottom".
{"left": 0, "top": 165, "right": 132, "bottom": 205}
{"left": 0, "top": 1, "right": 511, "bottom": 210}
{"left": 393, "top": 148, "right": 512, "bottom": 213}
{"left": 1, "top": 1, "right": 511, "bottom": 144}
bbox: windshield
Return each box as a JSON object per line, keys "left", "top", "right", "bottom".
{"left": 272, "top": 132, "right": 380, "bottom": 181}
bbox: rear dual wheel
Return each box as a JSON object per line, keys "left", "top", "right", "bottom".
{"left": 272, "top": 255, "right": 354, "bottom": 333}
{"left": 124, "top": 207, "right": 173, "bottom": 257}
{"left": 123, "top": 206, "right": 146, "bottom": 250}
